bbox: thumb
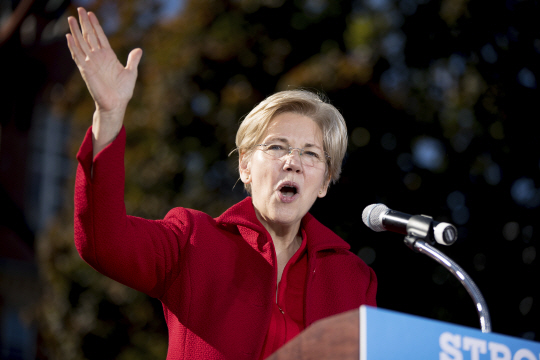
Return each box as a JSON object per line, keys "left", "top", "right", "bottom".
{"left": 126, "top": 48, "right": 143, "bottom": 71}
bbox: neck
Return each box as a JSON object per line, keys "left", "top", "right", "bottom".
{"left": 254, "top": 210, "right": 302, "bottom": 253}
{"left": 253, "top": 208, "right": 303, "bottom": 286}
{"left": 269, "top": 227, "right": 302, "bottom": 254}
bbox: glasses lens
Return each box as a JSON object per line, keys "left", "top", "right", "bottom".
{"left": 265, "top": 145, "right": 288, "bottom": 159}
{"left": 261, "top": 144, "right": 324, "bottom": 167}
{"left": 301, "top": 150, "right": 323, "bottom": 166}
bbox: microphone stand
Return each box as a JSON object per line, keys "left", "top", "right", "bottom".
{"left": 404, "top": 216, "right": 492, "bottom": 333}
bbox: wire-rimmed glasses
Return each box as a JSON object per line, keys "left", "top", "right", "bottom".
{"left": 255, "top": 143, "right": 330, "bottom": 167}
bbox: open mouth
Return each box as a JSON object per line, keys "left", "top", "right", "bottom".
{"left": 280, "top": 185, "right": 297, "bottom": 197}
{"left": 277, "top": 181, "right": 299, "bottom": 199}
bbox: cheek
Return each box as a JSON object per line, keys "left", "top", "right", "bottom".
{"left": 307, "top": 170, "right": 327, "bottom": 190}
{"left": 250, "top": 156, "right": 279, "bottom": 188}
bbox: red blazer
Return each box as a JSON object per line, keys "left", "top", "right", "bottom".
{"left": 74, "top": 127, "right": 377, "bottom": 360}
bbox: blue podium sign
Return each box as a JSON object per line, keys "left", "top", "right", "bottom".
{"left": 360, "top": 305, "right": 540, "bottom": 360}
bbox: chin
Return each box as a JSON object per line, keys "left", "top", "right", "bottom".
{"left": 271, "top": 207, "right": 303, "bottom": 224}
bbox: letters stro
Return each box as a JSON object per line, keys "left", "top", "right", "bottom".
{"left": 440, "top": 332, "right": 539, "bottom": 360}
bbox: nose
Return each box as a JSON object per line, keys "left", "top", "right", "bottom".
{"left": 283, "top": 150, "right": 303, "bottom": 173}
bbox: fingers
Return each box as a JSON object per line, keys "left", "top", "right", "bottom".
{"left": 88, "top": 11, "right": 111, "bottom": 49}
{"left": 66, "top": 33, "right": 86, "bottom": 66}
{"left": 67, "top": 15, "right": 90, "bottom": 58}
{"left": 67, "top": 16, "right": 90, "bottom": 66}
{"left": 78, "top": 8, "right": 100, "bottom": 51}
{"left": 126, "top": 48, "right": 143, "bottom": 71}
{"left": 66, "top": 7, "right": 103, "bottom": 59}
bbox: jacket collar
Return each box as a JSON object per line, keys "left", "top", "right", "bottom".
{"left": 215, "top": 196, "right": 265, "bottom": 232}
{"left": 301, "top": 212, "right": 350, "bottom": 253}
{"left": 216, "top": 197, "right": 350, "bottom": 253}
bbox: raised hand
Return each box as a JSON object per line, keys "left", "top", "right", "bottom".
{"left": 66, "top": 7, "right": 143, "bottom": 157}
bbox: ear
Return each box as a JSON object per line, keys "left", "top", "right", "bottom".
{"left": 317, "top": 176, "right": 331, "bottom": 198}
{"left": 239, "top": 152, "right": 252, "bottom": 184}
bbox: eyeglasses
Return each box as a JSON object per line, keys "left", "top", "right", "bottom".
{"left": 255, "top": 143, "right": 330, "bottom": 167}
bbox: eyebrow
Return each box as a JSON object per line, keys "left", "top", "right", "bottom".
{"left": 266, "top": 137, "right": 322, "bottom": 149}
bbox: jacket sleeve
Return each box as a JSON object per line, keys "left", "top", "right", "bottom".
{"left": 74, "top": 126, "right": 187, "bottom": 298}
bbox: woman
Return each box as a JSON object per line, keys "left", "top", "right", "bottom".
{"left": 67, "top": 7, "right": 376, "bottom": 360}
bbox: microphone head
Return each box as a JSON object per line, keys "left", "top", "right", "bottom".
{"left": 362, "top": 203, "right": 389, "bottom": 232}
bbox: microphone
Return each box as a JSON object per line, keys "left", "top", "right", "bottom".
{"left": 362, "top": 203, "right": 457, "bottom": 245}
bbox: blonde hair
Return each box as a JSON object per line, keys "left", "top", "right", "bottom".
{"left": 235, "top": 90, "right": 348, "bottom": 194}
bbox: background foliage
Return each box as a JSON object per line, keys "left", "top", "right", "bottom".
{"left": 4, "top": 0, "right": 539, "bottom": 358}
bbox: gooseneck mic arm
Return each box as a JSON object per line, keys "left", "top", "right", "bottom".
{"left": 408, "top": 238, "right": 492, "bottom": 333}
{"left": 403, "top": 215, "right": 492, "bottom": 333}
{"left": 363, "top": 204, "right": 492, "bottom": 333}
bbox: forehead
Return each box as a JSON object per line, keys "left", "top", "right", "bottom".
{"left": 263, "top": 112, "right": 323, "bottom": 146}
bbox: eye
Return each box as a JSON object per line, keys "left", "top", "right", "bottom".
{"left": 267, "top": 144, "right": 285, "bottom": 150}
{"left": 304, "top": 151, "right": 321, "bottom": 159}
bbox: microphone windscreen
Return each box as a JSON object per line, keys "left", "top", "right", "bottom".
{"left": 362, "top": 203, "right": 389, "bottom": 232}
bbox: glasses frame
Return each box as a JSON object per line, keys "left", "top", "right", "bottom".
{"left": 255, "top": 143, "right": 331, "bottom": 166}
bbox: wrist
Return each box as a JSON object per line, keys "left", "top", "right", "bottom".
{"left": 92, "top": 108, "right": 125, "bottom": 158}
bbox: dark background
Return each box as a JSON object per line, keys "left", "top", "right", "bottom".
{"left": 1, "top": 0, "right": 539, "bottom": 358}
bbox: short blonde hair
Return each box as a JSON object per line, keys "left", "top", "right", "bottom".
{"left": 235, "top": 90, "right": 348, "bottom": 194}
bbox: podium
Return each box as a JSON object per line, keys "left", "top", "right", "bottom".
{"left": 267, "top": 306, "right": 540, "bottom": 359}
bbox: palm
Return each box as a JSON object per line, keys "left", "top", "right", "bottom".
{"left": 67, "top": 9, "right": 142, "bottom": 112}
{"left": 80, "top": 47, "right": 137, "bottom": 111}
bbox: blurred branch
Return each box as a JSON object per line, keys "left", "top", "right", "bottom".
{"left": 0, "top": 0, "right": 35, "bottom": 47}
